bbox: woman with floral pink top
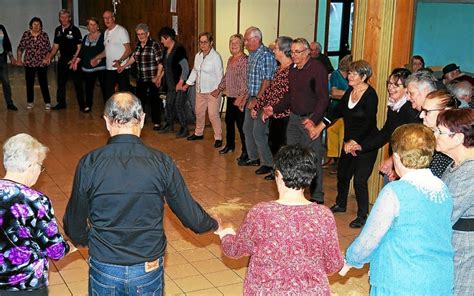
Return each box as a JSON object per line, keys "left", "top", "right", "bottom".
{"left": 16, "top": 17, "right": 52, "bottom": 110}
{"left": 216, "top": 145, "right": 343, "bottom": 295}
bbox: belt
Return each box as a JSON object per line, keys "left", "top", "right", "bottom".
{"left": 453, "top": 218, "right": 474, "bottom": 231}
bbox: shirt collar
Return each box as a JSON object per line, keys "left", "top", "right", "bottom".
{"left": 107, "top": 134, "right": 143, "bottom": 145}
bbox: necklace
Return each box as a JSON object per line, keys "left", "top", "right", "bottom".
{"left": 351, "top": 84, "right": 368, "bottom": 102}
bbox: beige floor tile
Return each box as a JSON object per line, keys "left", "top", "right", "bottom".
{"left": 191, "top": 258, "right": 230, "bottom": 274}
{"left": 48, "top": 270, "right": 65, "bottom": 286}
{"left": 168, "top": 238, "right": 201, "bottom": 252}
{"left": 164, "top": 276, "right": 184, "bottom": 295}
{"left": 186, "top": 287, "right": 224, "bottom": 295}
{"left": 67, "top": 280, "right": 88, "bottom": 295}
{"left": 53, "top": 252, "right": 88, "bottom": 270}
{"left": 204, "top": 270, "right": 242, "bottom": 287}
{"left": 174, "top": 275, "right": 214, "bottom": 293}
{"left": 180, "top": 247, "right": 216, "bottom": 263}
{"left": 59, "top": 267, "right": 89, "bottom": 283}
{"left": 165, "top": 263, "right": 201, "bottom": 279}
{"left": 48, "top": 283, "right": 72, "bottom": 296}
{"left": 165, "top": 251, "right": 189, "bottom": 267}
{"left": 217, "top": 282, "right": 244, "bottom": 295}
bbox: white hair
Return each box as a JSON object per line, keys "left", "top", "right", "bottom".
{"left": 451, "top": 81, "right": 472, "bottom": 100}
{"left": 246, "top": 26, "right": 262, "bottom": 41}
{"left": 3, "top": 133, "right": 48, "bottom": 173}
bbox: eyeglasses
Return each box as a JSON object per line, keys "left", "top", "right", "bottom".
{"left": 244, "top": 36, "right": 257, "bottom": 42}
{"left": 420, "top": 107, "right": 444, "bottom": 116}
{"left": 386, "top": 81, "right": 403, "bottom": 88}
{"left": 433, "top": 127, "right": 456, "bottom": 137}
{"left": 136, "top": 32, "right": 147, "bottom": 36}
{"left": 291, "top": 49, "right": 308, "bottom": 55}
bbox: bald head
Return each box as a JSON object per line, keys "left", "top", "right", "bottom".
{"left": 104, "top": 92, "right": 143, "bottom": 125}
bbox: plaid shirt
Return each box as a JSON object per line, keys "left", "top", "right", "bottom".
{"left": 247, "top": 45, "right": 276, "bottom": 97}
{"left": 133, "top": 38, "right": 163, "bottom": 82}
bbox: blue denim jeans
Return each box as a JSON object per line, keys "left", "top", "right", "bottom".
{"left": 88, "top": 257, "right": 164, "bottom": 296}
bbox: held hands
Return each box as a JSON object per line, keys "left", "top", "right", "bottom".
{"left": 338, "top": 260, "right": 353, "bottom": 276}
{"left": 247, "top": 99, "right": 257, "bottom": 110}
{"left": 215, "top": 227, "right": 236, "bottom": 239}
{"left": 154, "top": 76, "right": 162, "bottom": 88}
{"left": 379, "top": 156, "right": 398, "bottom": 181}
{"left": 250, "top": 109, "right": 258, "bottom": 119}
{"left": 90, "top": 57, "right": 100, "bottom": 67}
{"left": 42, "top": 57, "right": 51, "bottom": 66}
{"left": 262, "top": 105, "right": 273, "bottom": 119}
{"left": 66, "top": 241, "right": 78, "bottom": 255}
{"left": 343, "top": 140, "right": 361, "bottom": 156}
{"left": 302, "top": 119, "right": 324, "bottom": 140}
{"left": 234, "top": 96, "right": 246, "bottom": 111}
{"left": 112, "top": 59, "right": 122, "bottom": 69}
{"left": 116, "top": 65, "right": 125, "bottom": 74}
{"left": 210, "top": 89, "right": 219, "bottom": 98}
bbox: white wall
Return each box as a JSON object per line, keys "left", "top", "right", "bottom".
{"left": 0, "top": 0, "right": 61, "bottom": 56}
{"left": 215, "top": 0, "right": 322, "bottom": 68}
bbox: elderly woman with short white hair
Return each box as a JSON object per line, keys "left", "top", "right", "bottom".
{"left": 0, "top": 133, "right": 73, "bottom": 295}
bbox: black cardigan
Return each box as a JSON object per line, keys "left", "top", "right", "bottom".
{"left": 360, "top": 101, "right": 420, "bottom": 152}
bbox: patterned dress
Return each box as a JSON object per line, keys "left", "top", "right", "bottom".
{"left": 221, "top": 201, "right": 343, "bottom": 295}
{"left": 0, "top": 179, "right": 69, "bottom": 291}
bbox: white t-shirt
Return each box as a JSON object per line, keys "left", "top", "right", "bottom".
{"left": 104, "top": 24, "right": 130, "bottom": 70}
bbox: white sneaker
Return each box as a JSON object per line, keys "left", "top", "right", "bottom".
{"left": 45, "top": 103, "right": 51, "bottom": 110}
{"left": 27, "top": 103, "right": 34, "bottom": 109}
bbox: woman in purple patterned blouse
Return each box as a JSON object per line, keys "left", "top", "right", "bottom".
{"left": 16, "top": 17, "right": 52, "bottom": 110}
{"left": 216, "top": 145, "right": 343, "bottom": 295}
{"left": 0, "top": 134, "right": 72, "bottom": 295}
{"left": 255, "top": 36, "right": 293, "bottom": 180}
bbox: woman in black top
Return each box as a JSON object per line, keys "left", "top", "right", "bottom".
{"left": 307, "top": 60, "right": 378, "bottom": 228}
{"left": 71, "top": 17, "right": 106, "bottom": 112}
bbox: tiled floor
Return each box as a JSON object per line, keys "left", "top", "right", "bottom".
{"left": 0, "top": 67, "right": 369, "bottom": 295}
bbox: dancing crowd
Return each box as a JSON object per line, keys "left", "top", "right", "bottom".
{"left": 0, "top": 8, "right": 473, "bottom": 296}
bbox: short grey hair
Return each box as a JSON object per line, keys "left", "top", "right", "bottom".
{"left": 293, "top": 38, "right": 310, "bottom": 50}
{"left": 246, "top": 26, "right": 262, "bottom": 41}
{"left": 135, "top": 23, "right": 149, "bottom": 33}
{"left": 406, "top": 72, "right": 437, "bottom": 93}
{"left": 104, "top": 92, "right": 143, "bottom": 125}
{"left": 3, "top": 133, "right": 48, "bottom": 173}
{"left": 450, "top": 80, "right": 472, "bottom": 100}
{"left": 276, "top": 36, "right": 293, "bottom": 57}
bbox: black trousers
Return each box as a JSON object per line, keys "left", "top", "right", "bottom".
{"left": 335, "top": 148, "right": 378, "bottom": 218}
{"left": 268, "top": 116, "right": 289, "bottom": 155}
{"left": 224, "top": 97, "right": 246, "bottom": 152}
{"left": 104, "top": 69, "right": 130, "bottom": 100}
{"left": 56, "top": 60, "right": 84, "bottom": 108}
{"left": 165, "top": 89, "right": 188, "bottom": 129}
{"left": 136, "top": 80, "right": 162, "bottom": 124}
{"left": 83, "top": 70, "right": 106, "bottom": 107}
{"left": 25, "top": 66, "right": 50, "bottom": 103}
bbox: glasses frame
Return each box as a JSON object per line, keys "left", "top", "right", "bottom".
{"left": 433, "top": 127, "right": 456, "bottom": 137}
{"left": 420, "top": 107, "right": 444, "bottom": 117}
{"left": 386, "top": 81, "right": 403, "bottom": 88}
